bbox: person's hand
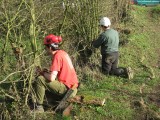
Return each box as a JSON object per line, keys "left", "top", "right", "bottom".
{"left": 35, "top": 66, "right": 45, "bottom": 76}
{"left": 42, "top": 68, "right": 48, "bottom": 73}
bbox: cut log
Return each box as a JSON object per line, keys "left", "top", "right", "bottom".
{"left": 68, "top": 95, "right": 106, "bottom": 106}
{"left": 62, "top": 103, "right": 73, "bottom": 117}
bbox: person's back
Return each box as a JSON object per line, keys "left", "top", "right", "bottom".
{"left": 101, "top": 29, "right": 119, "bottom": 54}
{"left": 50, "top": 50, "right": 78, "bottom": 88}
{"left": 33, "top": 34, "right": 79, "bottom": 113}
{"left": 92, "top": 17, "right": 134, "bottom": 79}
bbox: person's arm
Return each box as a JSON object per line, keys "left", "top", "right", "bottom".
{"left": 42, "top": 71, "right": 58, "bottom": 82}
{"left": 36, "top": 66, "right": 58, "bottom": 82}
{"left": 92, "top": 34, "right": 106, "bottom": 48}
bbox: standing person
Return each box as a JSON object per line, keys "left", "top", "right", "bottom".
{"left": 92, "top": 17, "right": 133, "bottom": 79}
{"left": 33, "top": 34, "right": 79, "bottom": 112}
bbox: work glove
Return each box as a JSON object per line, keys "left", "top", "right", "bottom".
{"left": 35, "top": 66, "right": 48, "bottom": 76}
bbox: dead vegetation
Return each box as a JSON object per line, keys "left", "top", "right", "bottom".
{"left": 0, "top": 0, "right": 146, "bottom": 119}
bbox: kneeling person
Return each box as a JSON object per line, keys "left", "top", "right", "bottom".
{"left": 33, "top": 34, "right": 79, "bottom": 112}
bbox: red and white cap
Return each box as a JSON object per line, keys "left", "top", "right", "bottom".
{"left": 44, "top": 34, "right": 62, "bottom": 45}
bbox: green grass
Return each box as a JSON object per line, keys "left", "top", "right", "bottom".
{"left": 0, "top": 4, "right": 160, "bottom": 120}
{"left": 72, "top": 5, "right": 160, "bottom": 120}
{"left": 151, "top": 5, "right": 160, "bottom": 19}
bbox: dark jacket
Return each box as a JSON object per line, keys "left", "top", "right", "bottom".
{"left": 93, "top": 29, "right": 119, "bottom": 54}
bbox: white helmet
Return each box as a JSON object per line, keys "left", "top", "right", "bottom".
{"left": 99, "top": 17, "right": 111, "bottom": 27}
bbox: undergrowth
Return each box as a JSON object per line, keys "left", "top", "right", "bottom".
{"left": 75, "top": 5, "right": 160, "bottom": 120}
{"left": 0, "top": 2, "right": 160, "bottom": 120}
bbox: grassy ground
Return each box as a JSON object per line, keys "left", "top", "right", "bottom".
{"left": 1, "top": 4, "right": 160, "bottom": 120}
{"left": 60, "top": 5, "right": 160, "bottom": 120}
{"left": 29, "top": 5, "right": 160, "bottom": 120}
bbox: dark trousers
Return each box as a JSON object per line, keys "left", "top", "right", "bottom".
{"left": 102, "top": 52, "right": 126, "bottom": 77}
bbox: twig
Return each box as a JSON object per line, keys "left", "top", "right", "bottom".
{"left": 0, "top": 64, "right": 34, "bottom": 84}
{"left": 0, "top": 89, "right": 16, "bottom": 100}
{"left": 0, "top": 49, "right": 45, "bottom": 84}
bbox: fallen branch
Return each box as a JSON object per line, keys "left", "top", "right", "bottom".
{"left": 68, "top": 95, "right": 106, "bottom": 106}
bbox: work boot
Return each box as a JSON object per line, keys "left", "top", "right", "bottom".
{"left": 33, "top": 105, "right": 44, "bottom": 113}
{"left": 126, "top": 67, "right": 134, "bottom": 80}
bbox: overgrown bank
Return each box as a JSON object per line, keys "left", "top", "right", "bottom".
{"left": 69, "top": 5, "right": 160, "bottom": 120}
{"left": 0, "top": 1, "right": 160, "bottom": 120}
